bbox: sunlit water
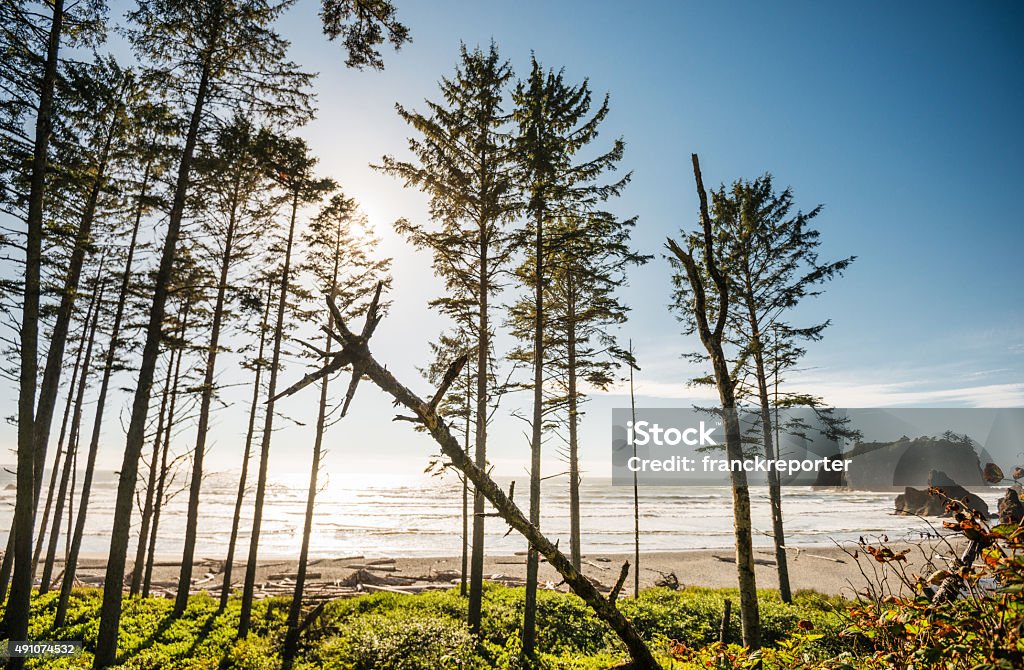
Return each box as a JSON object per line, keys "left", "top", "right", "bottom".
{"left": 0, "top": 470, "right": 962, "bottom": 559}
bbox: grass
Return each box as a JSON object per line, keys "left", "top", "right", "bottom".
{"left": 4, "top": 584, "right": 850, "bottom": 669}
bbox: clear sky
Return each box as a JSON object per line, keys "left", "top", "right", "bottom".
{"left": 2, "top": 0, "right": 1022, "bottom": 482}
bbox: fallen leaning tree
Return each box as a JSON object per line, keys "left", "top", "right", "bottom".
{"left": 274, "top": 285, "right": 662, "bottom": 670}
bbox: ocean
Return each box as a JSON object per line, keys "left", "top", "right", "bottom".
{"left": 0, "top": 470, "right": 957, "bottom": 560}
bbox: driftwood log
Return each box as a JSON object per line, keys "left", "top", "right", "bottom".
{"left": 930, "top": 539, "right": 983, "bottom": 606}
{"left": 275, "top": 288, "right": 662, "bottom": 670}
{"left": 719, "top": 598, "right": 732, "bottom": 644}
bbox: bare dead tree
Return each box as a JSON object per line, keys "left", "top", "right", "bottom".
{"left": 273, "top": 288, "right": 662, "bottom": 670}
{"left": 665, "top": 154, "right": 761, "bottom": 649}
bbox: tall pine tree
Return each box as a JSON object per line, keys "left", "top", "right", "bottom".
{"left": 378, "top": 42, "right": 518, "bottom": 632}
{"left": 94, "top": 1, "right": 314, "bottom": 663}
{"left": 708, "top": 175, "right": 854, "bottom": 602}
{"left": 282, "top": 194, "right": 391, "bottom": 660}
{"left": 174, "top": 114, "right": 276, "bottom": 614}
{"left": 0, "top": 1, "right": 106, "bottom": 646}
{"left": 507, "top": 55, "right": 644, "bottom": 654}
{"left": 238, "top": 136, "right": 334, "bottom": 638}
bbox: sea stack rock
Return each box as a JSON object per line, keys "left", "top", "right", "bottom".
{"left": 844, "top": 435, "right": 985, "bottom": 490}
{"left": 894, "top": 469, "right": 990, "bottom": 517}
{"left": 998, "top": 488, "right": 1024, "bottom": 524}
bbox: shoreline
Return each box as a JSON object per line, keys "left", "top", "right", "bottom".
{"left": 47, "top": 539, "right": 966, "bottom": 599}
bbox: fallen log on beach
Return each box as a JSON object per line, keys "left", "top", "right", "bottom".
{"left": 345, "top": 563, "right": 398, "bottom": 572}
{"left": 269, "top": 572, "right": 322, "bottom": 581}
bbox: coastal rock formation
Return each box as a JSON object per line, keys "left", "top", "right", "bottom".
{"left": 998, "top": 488, "right": 1024, "bottom": 524}
{"left": 811, "top": 456, "right": 846, "bottom": 487}
{"left": 845, "top": 435, "right": 985, "bottom": 490}
{"left": 894, "top": 470, "right": 990, "bottom": 517}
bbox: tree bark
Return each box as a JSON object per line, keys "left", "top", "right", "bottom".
{"left": 220, "top": 278, "right": 274, "bottom": 610}
{"left": 12, "top": 96, "right": 123, "bottom": 604}
{"left": 129, "top": 345, "right": 173, "bottom": 597}
{"left": 32, "top": 311, "right": 89, "bottom": 575}
{"left": 567, "top": 278, "right": 582, "bottom": 572}
{"left": 238, "top": 191, "right": 300, "bottom": 638}
{"left": 34, "top": 107, "right": 119, "bottom": 591}
{"left": 0, "top": 2, "right": 65, "bottom": 651}
{"left": 175, "top": 180, "right": 240, "bottom": 614}
{"left": 467, "top": 232, "right": 488, "bottom": 634}
{"left": 141, "top": 301, "right": 191, "bottom": 599}
{"left": 460, "top": 371, "right": 470, "bottom": 597}
{"left": 630, "top": 341, "right": 640, "bottom": 598}
{"left": 40, "top": 278, "right": 104, "bottom": 593}
{"left": 66, "top": 435, "right": 76, "bottom": 562}
{"left": 523, "top": 211, "right": 544, "bottom": 656}
{"left": 720, "top": 403, "right": 759, "bottom": 648}
{"left": 93, "top": 56, "right": 212, "bottom": 669}
{"left": 749, "top": 322, "right": 791, "bottom": 603}
{"left": 283, "top": 330, "right": 332, "bottom": 660}
{"left": 32, "top": 100, "right": 120, "bottom": 523}
{"left": 55, "top": 159, "right": 148, "bottom": 621}
{"left": 284, "top": 219, "right": 344, "bottom": 660}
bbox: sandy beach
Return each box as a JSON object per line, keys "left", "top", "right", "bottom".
{"left": 48, "top": 538, "right": 968, "bottom": 601}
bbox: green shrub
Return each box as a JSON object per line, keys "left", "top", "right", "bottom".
{"left": 308, "top": 611, "right": 479, "bottom": 670}
{"left": 226, "top": 635, "right": 281, "bottom": 670}
{"left": 9, "top": 581, "right": 858, "bottom": 669}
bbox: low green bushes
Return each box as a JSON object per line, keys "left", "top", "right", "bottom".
{"left": 9, "top": 583, "right": 848, "bottom": 669}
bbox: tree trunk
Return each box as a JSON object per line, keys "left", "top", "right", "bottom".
{"left": 238, "top": 191, "right": 299, "bottom": 638}
{"left": 284, "top": 221, "right": 344, "bottom": 660}
{"left": 35, "top": 111, "right": 118, "bottom": 591}
{"left": 721, "top": 399, "right": 760, "bottom": 648}
{"left": 55, "top": 203, "right": 146, "bottom": 624}
{"left": 523, "top": 212, "right": 544, "bottom": 656}
{"left": 94, "top": 164, "right": 154, "bottom": 599}
{"left": 66, "top": 435, "right": 76, "bottom": 562}
{"left": 708, "top": 277, "right": 760, "bottom": 647}
{"left": 129, "top": 348, "right": 173, "bottom": 597}
{"left": 630, "top": 341, "right": 640, "bottom": 598}
{"left": 746, "top": 305, "right": 791, "bottom": 603}
{"left": 467, "top": 231, "right": 488, "bottom": 634}
{"left": 460, "top": 375, "right": 470, "bottom": 597}
{"left": 17, "top": 102, "right": 122, "bottom": 605}
{"left": 40, "top": 279, "right": 104, "bottom": 593}
{"left": 141, "top": 301, "right": 191, "bottom": 600}
{"left": 32, "top": 312, "right": 89, "bottom": 575}
{"left": 0, "top": 2, "right": 64, "bottom": 651}
{"left": 93, "top": 57, "right": 212, "bottom": 669}
{"left": 220, "top": 279, "right": 273, "bottom": 610}
{"left": 32, "top": 103, "right": 120, "bottom": 522}
{"left": 567, "top": 279, "right": 582, "bottom": 572}
{"left": 175, "top": 185, "right": 240, "bottom": 614}
{"left": 283, "top": 331, "right": 332, "bottom": 660}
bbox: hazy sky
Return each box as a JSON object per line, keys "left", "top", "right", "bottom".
{"left": 2, "top": 0, "right": 1022, "bottom": 483}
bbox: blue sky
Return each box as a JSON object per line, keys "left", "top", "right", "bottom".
{"left": 3, "top": 0, "right": 1022, "bottom": 480}
{"left": 278, "top": 0, "right": 1024, "bottom": 473}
